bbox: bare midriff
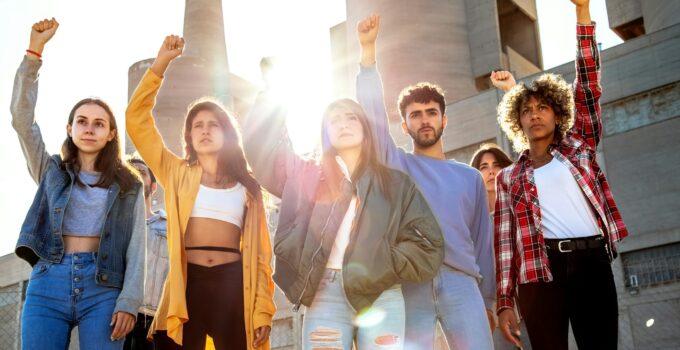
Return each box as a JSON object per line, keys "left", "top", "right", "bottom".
{"left": 63, "top": 235, "right": 101, "bottom": 253}
{"left": 185, "top": 217, "right": 242, "bottom": 267}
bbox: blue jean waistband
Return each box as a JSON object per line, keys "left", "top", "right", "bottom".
{"left": 59, "top": 252, "right": 97, "bottom": 263}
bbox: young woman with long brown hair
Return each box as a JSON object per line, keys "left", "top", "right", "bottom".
{"left": 126, "top": 35, "right": 275, "bottom": 350}
{"left": 12, "top": 18, "right": 145, "bottom": 350}
{"left": 244, "top": 67, "right": 444, "bottom": 349}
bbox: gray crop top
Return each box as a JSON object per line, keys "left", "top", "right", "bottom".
{"left": 62, "top": 171, "right": 109, "bottom": 237}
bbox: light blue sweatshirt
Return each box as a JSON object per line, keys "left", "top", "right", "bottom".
{"left": 356, "top": 64, "right": 495, "bottom": 309}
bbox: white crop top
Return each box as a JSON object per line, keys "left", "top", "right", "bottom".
{"left": 190, "top": 182, "right": 247, "bottom": 228}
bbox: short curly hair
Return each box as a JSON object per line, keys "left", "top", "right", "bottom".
{"left": 398, "top": 82, "right": 446, "bottom": 120}
{"left": 497, "top": 73, "right": 574, "bottom": 152}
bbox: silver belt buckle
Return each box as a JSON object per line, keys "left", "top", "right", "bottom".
{"left": 558, "top": 240, "right": 573, "bottom": 253}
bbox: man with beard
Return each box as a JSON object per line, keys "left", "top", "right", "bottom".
{"left": 355, "top": 15, "right": 495, "bottom": 350}
{"left": 124, "top": 157, "right": 168, "bottom": 350}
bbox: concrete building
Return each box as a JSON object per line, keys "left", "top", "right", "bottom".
{"left": 331, "top": 0, "right": 542, "bottom": 121}
{"left": 124, "top": 0, "right": 260, "bottom": 157}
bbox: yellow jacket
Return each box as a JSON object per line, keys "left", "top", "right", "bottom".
{"left": 126, "top": 69, "right": 276, "bottom": 348}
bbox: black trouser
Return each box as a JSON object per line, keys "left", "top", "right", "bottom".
{"left": 517, "top": 239, "right": 618, "bottom": 350}
{"left": 154, "top": 261, "right": 247, "bottom": 350}
{"left": 124, "top": 313, "right": 155, "bottom": 350}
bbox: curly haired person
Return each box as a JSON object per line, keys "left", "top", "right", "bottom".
{"left": 490, "top": 1, "right": 627, "bottom": 349}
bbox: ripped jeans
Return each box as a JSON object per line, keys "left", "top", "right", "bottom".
{"left": 303, "top": 269, "right": 405, "bottom": 350}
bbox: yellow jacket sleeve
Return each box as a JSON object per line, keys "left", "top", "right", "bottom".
{"left": 125, "top": 69, "right": 184, "bottom": 188}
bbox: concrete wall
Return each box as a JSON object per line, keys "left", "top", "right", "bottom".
{"left": 0, "top": 254, "right": 30, "bottom": 289}
{"left": 344, "top": 0, "right": 477, "bottom": 120}
{"left": 640, "top": 0, "right": 680, "bottom": 34}
{"left": 497, "top": 0, "right": 542, "bottom": 69}
{"left": 606, "top": 0, "right": 680, "bottom": 39}
{"left": 330, "top": 22, "right": 351, "bottom": 99}
{"left": 465, "top": 0, "right": 503, "bottom": 79}
{"left": 606, "top": 0, "right": 643, "bottom": 30}
{"left": 505, "top": 45, "right": 541, "bottom": 79}
{"left": 602, "top": 103, "right": 680, "bottom": 252}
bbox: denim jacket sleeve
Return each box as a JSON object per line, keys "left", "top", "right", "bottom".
{"left": 114, "top": 189, "right": 146, "bottom": 316}
{"left": 10, "top": 57, "right": 51, "bottom": 184}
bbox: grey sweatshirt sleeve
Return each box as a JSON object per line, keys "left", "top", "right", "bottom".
{"left": 471, "top": 175, "right": 496, "bottom": 310}
{"left": 10, "top": 57, "right": 51, "bottom": 184}
{"left": 114, "top": 189, "right": 145, "bottom": 316}
{"left": 356, "top": 64, "right": 408, "bottom": 170}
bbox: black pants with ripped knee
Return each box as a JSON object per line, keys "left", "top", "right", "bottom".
{"left": 154, "top": 261, "right": 247, "bottom": 350}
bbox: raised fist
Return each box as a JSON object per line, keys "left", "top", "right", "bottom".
{"left": 156, "top": 35, "right": 185, "bottom": 63}
{"left": 490, "top": 70, "right": 517, "bottom": 92}
{"left": 29, "top": 18, "right": 59, "bottom": 53}
{"left": 357, "top": 15, "right": 380, "bottom": 47}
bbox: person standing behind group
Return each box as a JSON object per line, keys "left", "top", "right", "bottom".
{"left": 124, "top": 157, "right": 169, "bottom": 350}
{"left": 11, "top": 18, "right": 145, "bottom": 350}
{"left": 493, "top": 1, "right": 627, "bottom": 349}
{"left": 126, "top": 35, "right": 276, "bottom": 350}
{"left": 470, "top": 144, "right": 532, "bottom": 350}
{"left": 355, "top": 15, "right": 496, "bottom": 350}
{"left": 243, "top": 59, "right": 444, "bottom": 350}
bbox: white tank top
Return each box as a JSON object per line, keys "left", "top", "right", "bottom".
{"left": 326, "top": 196, "right": 358, "bottom": 269}
{"left": 190, "top": 182, "right": 247, "bottom": 228}
{"left": 533, "top": 158, "right": 600, "bottom": 239}
{"left": 326, "top": 156, "right": 356, "bottom": 269}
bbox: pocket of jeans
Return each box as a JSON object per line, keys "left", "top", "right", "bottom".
{"left": 30, "top": 260, "right": 52, "bottom": 280}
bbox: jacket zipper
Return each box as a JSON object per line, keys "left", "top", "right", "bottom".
{"left": 292, "top": 198, "right": 339, "bottom": 312}
{"left": 340, "top": 191, "right": 362, "bottom": 313}
{"left": 413, "top": 227, "right": 434, "bottom": 248}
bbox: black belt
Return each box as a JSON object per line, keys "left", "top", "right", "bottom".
{"left": 545, "top": 236, "right": 605, "bottom": 253}
{"left": 185, "top": 246, "right": 241, "bottom": 254}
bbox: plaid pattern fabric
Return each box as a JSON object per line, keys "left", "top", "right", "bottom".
{"left": 494, "top": 24, "right": 629, "bottom": 312}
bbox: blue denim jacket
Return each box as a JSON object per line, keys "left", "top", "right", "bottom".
{"left": 140, "top": 210, "right": 168, "bottom": 316}
{"left": 11, "top": 57, "right": 145, "bottom": 316}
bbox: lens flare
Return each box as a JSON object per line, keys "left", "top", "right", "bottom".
{"left": 354, "top": 306, "right": 386, "bottom": 328}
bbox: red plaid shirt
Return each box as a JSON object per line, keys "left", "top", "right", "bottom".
{"left": 494, "top": 24, "right": 628, "bottom": 312}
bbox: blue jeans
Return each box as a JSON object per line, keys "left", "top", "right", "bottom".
{"left": 303, "top": 269, "right": 405, "bottom": 350}
{"left": 21, "top": 252, "right": 124, "bottom": 350}
{"left": 403, "top": 265, "right": 494, "bottom": 350}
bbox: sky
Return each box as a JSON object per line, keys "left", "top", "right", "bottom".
{"left": 0, "top": 0, "right": 622, "bottom": 256}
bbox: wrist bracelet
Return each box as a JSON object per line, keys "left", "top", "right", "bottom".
{"left": 26, "top": 49, "right": 42, "bottom": 58}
